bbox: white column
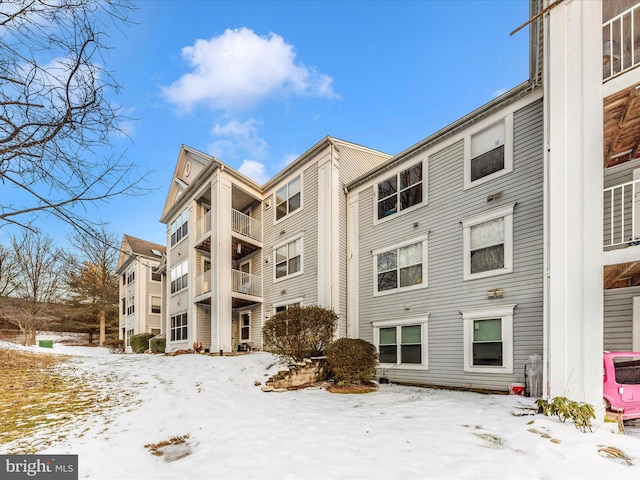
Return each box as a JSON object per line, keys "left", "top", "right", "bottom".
{"left": 546, "top": 0, "right": 603, "bottom": 405}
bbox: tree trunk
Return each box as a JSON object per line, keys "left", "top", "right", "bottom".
{"left": 99, "top": 309, "right": 106, "bottom": 347}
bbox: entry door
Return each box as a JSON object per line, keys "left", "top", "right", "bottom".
{"left": 239, "top": 260, "right": 251, "bottom": 294}
{"left": 240, "top": 311, "right": 251, "bottom": 343}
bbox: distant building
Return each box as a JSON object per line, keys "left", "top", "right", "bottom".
{"left": 115, "top": 235, "right": 166, "bottom": 352}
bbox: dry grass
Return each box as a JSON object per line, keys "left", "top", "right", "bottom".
{"left": 327, "top": 383, "right": 378, "bottom": 394}
{"left": 0, "top": 348, "right": 133, "bottom": 453}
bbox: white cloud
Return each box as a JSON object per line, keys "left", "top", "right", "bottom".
{"left": 163, "top": 27, "right": 337, "bottom": 111}
{"left": 237, "top": 159, "right": 269, "bottom": 184}
{"left": 207, "top": 117, "right": 268, "bottom": 160}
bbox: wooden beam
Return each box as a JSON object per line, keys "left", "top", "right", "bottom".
{"left": 606, "top": 87, "right": 639, "bottom": 161}
{"left": 604, "top": 261, "right": 640, "bottom": 289}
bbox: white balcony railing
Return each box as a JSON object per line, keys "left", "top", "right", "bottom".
{"left": 195, "top": 270, "right": 211, "bottom": 297}
{"left": 232, "top": 209, "right": 262, "bottom": 243}
{"left": 603, "top": 3, "right": 640, "bottom": 80}
{"left": 231, "top": 270, "right": 262, "bottom": 297}
{"left": 604, "top": 178, "right": 640, "bottom": 248}
{"left": 196, "top": 210, "right": 212, "bottom": 240}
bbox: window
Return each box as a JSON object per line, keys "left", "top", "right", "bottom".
{"left": 373, "top": 317, "right": 429, "bottom": 368}
{"left": 122, "top": 273, "right": 126, "bottom": 285}
{"left": 170, "top": 261, "right": 188, "bottom": 294}
{"left": 126, "top": 296, "right": 135, "bottom": 315}
{"left": 121, "top": 298, "right": 125, "bottom": 315}
{"left": 150, "top": 296, "right": 161, "bottom": 315}
{"left": 462, "top": 305, "right": 515, "bottom": 373}
{"left": 462, "top": 203, "right": 515, "bottom": 280}
{"left": 171, "top": 209, "right": 189, "bottom": 246}
{"left": 377, "top": 162, "right": 423, "bottom": 220}
{"left": 274, "top": 301, "right": 301, "bottom": 314}
{"left": 274, "top": 237, "right": 302, "bottom": 280}
{"left": 126, "top": 329, "right": 134, "bottom": 347}
{"left": 151, "top": 266, "right": 162, "bottom": 282}
{"left": 275, "top": 175, "right": 301, "bottom": 221}
{"left": 464, "top": 114, "right": 513, "bottom": 188}
{"left": 170, "top": 313, "right": 188, "bottom": 342}
{"left": 373, "top": 238, "right": 428, "bottom": 295}
{"left": 240, "top": 312, "right": 251, "bottom": 342}
{"left": 126, "top": 268, "right": 135, "bottom": 284}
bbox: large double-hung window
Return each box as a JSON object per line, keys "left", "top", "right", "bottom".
{"left": 171, "top": 209, "right": 189, "bottom": 246}
{"left": 464, "top": 114, "right": 513, "bottom": 188}
{"left": 275, "top": 175, "right": 301, "bottom": 221}
{"left": 462, "top": 203, "right": 515, "bottom": 280}
{"left": 274, "top": 237, "right": 302, "bottom": 280}
{"left": 377, "top": 162, "right": 423, "bottom": 220}
{"left": 373, "top": 318, "right": 429, "bottom": 368}
{"left": 462, "top": 305, "right": 515, "bottom": 373}
{"left": 170, "top": 313, "right": 188, "bottom": 342}
{"left": 373, "top": 238, "right": 427, "bottom": 295}
{"left": 170, "top": 261, "right": 188, "bottom": 294}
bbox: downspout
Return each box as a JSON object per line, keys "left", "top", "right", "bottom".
{"left": 542, "top": 0, "right": 551, "bottom": 400}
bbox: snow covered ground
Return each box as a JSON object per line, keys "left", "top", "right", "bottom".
{"left": 2, "top": 339, "right": 640, "bottom": 479}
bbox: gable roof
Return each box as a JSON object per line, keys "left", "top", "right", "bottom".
{"left": 116, "top": 234, "right": 166, "bottom": 273}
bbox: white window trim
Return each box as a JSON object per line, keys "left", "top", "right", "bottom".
{"left": 170, "top": 209, "right": 189, "bottom": 248}
{"left": 170, "top": 311, "right": 188, "bottom": 343}
{"left": 272, "top": 297, "right": 304, "bottom": 315}
{"left": 462, "top": 202, "right": 515, "bottom": 281}
{"left": 373, "top": 158, "right": 427, "bottom": 226}
{"left": 170, "top": 260, "right": 189, "bottom": 295}
{"left": 272, "top": 235, "right": 303, "bottom": 284}
{"left": 239, "top": 311, "right": 251, "bottom": 342}
{"left": 463, "top": 113, "right": 514, "bottom": 190}
{"left": 372, "top": 236, "right": 429, "bottom": 297}
{"left": 150, "top": 265, "right": 162, "bottom": 283}
{"left": 461, "top": 304, "right": 515, "bottom": 374}
{"left": 149, "top": 295, "right": 161, "bottom": 315}
{"left": 274, "top": 173, "right": 304, "bottom": 225}
{"left": 372, "top": 316, "right": 429, "bottom": 370}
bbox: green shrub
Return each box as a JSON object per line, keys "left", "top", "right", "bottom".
{"left": 326, "top": 338, "right": 378, "bottom": 384}
{"left": 149, "top": 336, "right": 166, "bottom": 354}
{"left": 536, "top": 397, "right": 595, "bottom": 433}
{"left": 104, "top": 339, "right": 124, "bottom": 354}
{"left": 130, "top": 333, "right": 155, "bottom": 353}
{"left": 262, "top": 306, "right": 337, "bottom": 362}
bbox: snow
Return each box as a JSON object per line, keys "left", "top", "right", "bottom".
{"left": 2, "top": 341, "right": 640, "bottom": 479}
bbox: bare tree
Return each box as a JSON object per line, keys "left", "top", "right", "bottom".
{"left": 0, "top": 0, "right": 142, "bottom": 233}
{"left": 0, "top": 242, "right": 17, "bottom": 297}
{"left": 67, "top": 227, "right": 119, "bottom": 346}
{"left": 8, "top": 230, "right": 66, "bottom": 345}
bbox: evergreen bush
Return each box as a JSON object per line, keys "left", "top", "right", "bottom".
{"left": 130, "top": 333, "right": 154, "bottom": 353}
{"left": 262, "top": 306, "right": 337, "bottom": 362}
{"left": 326, "top": 338, "right": 378, "bottom": 384}
{"left": 149, "top": 336, "right": 166, "bottom": 354}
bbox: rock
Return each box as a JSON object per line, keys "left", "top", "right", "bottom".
{"left": 261, "top": 385, "right": 274, "bottom": 392}
{"left": 254, "top": 381, "right": 262, "bottom": 386}
{"left": 550, "top": 438, "right": 561, "bottom": 444}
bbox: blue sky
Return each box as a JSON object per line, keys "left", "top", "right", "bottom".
{"left": 3, "top": 0, "right": 532, "bottom": 249}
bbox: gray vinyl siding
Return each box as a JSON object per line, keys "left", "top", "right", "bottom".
{"left": 263, "top": 159, "right": 321, "bottom": 313}
{"left": 337, "top": 146, "right": 392, "bottom": 337}
{"left": 357, "top": 98, "right": 544, "bottom": 391}
{"left": 604, "top": 286, "right": 638, "bottom": 351}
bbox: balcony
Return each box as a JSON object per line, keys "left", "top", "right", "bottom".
{"left": 231, "top": 269, "right": 262, "bottom": 309}
{"left": 232, "top": 209, "right": 262, "bottom": 243}
{"left": 604, "top": 178, "right": 640, "bottom": 248}
{"left": 194, "top": 270, "right": 211, "bottom": 304}
{"left": 603, "top": 3, "right": 640, "bottom": 81}
{"left": 195, "top": 211, "right": 212, "bottom": 252}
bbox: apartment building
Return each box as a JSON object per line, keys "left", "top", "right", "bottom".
{"left": 116, "top": 235, "right": 166, "bottom": 352}
{"left": 159, "top": 139, "right": 391, "bottom": 354}
{"left": 151, "top": 1, "right": 640, "bottom": 407}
